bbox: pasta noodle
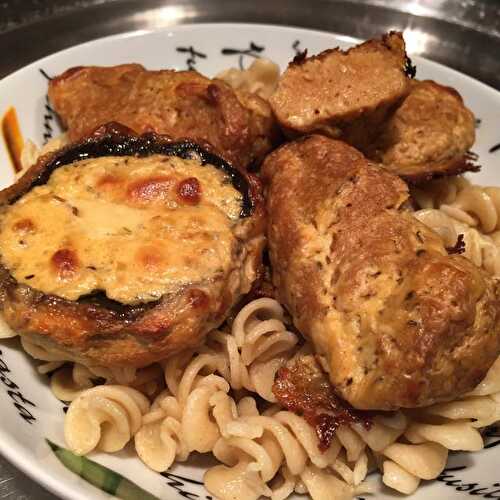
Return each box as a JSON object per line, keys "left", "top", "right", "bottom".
{"left": 0, "top": 315, "right": 17, "bottom": 339}
{"left": 56, "top": 294, "right": 500, "bottom": 498}
{"left": 382, "top": 460, "right": 420, "bottom": 495}
{"left": 64, "top": 385, "right": 150, "bottom": 455}
{"left": 20, "top": 334, "right": 165, "bottom": 399}
{"left": 216, "top": 58, "right": 281, "bottom": 100}
{"left": 413, "top": 175, "right": 500, "bottom": 277}
{"left": 381, "top": 442, "right": 448, "bottom": 480}
{"left": 412, "top": 175, "right": 500, "bottom": 234}
{"left": 19, "top": 134, "right": 69, "bottom": 176}
{"left": 50, "top": 364, "right": 94, "bottom": 401}
{"left": 414, "top": 208, "right": 500, "bottom": 275}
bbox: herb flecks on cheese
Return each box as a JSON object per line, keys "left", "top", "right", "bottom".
{"left": 0, "top": 154, "right": 242, "bottom": 304}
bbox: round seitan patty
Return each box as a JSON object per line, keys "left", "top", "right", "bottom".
{"left": 0, "top": 124, "right": 265, "bottom": 368}
{"left": 363, "top": 80, "right": 477, "bottom": 183}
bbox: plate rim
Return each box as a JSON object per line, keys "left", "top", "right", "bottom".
{"left": 1, "top": 21, "right": 499, "bottom": 97}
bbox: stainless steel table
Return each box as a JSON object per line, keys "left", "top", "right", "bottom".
{"left": 0, "top": 0, "right": 499, "bottom": 498}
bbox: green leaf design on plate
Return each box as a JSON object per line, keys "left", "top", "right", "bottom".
{"left": 46, "top": 439, "right": 161, "bottom": 500}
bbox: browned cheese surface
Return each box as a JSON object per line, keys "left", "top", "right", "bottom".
{"left": 0, "top": 141, "right": 265, "bottom": 368}
{"left": 48, "top": 64, "right": 279, "bottom": 169}
{"left": 263, "top": 135, "right": 500, "bottom": 410}
{"left": 363, "top": 80, "right": 476, "bottom": 183}
{"left": 0, "top": 155, "right": 244, "bottom": 304}
{"left": 269, "top": 32, "right": 411, "bottom": 146}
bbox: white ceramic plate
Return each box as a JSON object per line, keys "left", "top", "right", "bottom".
{"left": 0, "top": 23, "right": 499, "bottom": 500}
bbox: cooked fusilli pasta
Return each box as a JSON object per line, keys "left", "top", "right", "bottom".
{"left": 216, "top": 58, "right": 281, "bottom": 100}
{"left": 413, "top": 176, "right": 500, "bottom": 234}
{"left": 0, "top": 315, "right": 18, "bottom": 339}
{"left": 414, "top": 208, "right": 500, "bottom": 275}
{"left": 19, "top": 134, "right": 69, "bottom": 176}
{"left": 413, "top": 176, "right": 500, "bottom": 276}
{"left": 379, "top": 354, "right": 500, "bottom": 494}
{"left": 65, "top": 385, "right": 150, "bottom": 455}
{"left": 55, "top": 297, "right": 500, "bottom": 498}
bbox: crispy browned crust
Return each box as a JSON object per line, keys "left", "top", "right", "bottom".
{"left": 262, "top": 135, "right": 500, "bottom": 410}
{"left": 269, "top": 32, "right": 412, "bottom": 147}
{"left": 363, "top": 80, "right": 477, "bottom": 183}
{"left": 273, "top": 354, "right": 372, "bottom": 451}
{"left": 394, "top": 152, "right": 480, "bottom": 185}
{"left": 48, "top": 64, "right": 281, "bottom": 170}
{"left": 0, "top": 125, "right": 266, "bottom": 367}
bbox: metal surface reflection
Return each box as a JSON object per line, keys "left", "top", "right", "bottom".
{"left": 403, "top": 27, "right": 432, "bottom": 55}
{"left": 129, "top": 4, "right": 199, "bottom": 29}
{"left": 0, "top": 0, "right": 499, "bottom": 87}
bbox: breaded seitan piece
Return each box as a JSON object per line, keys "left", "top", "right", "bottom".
{"left": 269, "top": 32, "right": 413, "bottom": 146}
{"left": 363, "top": 80, "right": 477, "bottom": 183}
{"left": 263, "top": 135, "right": 500, "bottom": 411}
{"left": 48, "top": 64, "right": 280, "bottom": 170}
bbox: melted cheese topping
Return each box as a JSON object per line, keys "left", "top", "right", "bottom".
{"left": 0, "top": 155, "right": 243, "bottom": 304}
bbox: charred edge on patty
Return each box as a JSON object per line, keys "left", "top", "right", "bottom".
{"left": 403, "top": 54, "right": 417, "bottom": 78}
{"left": 9, "top": 122, "right": 254, "bottom": 218}
{"left": 273, "top": 357, "right": 373, "bottom": 451}
{"left": 291, "top": 49, "right": 308, "bottom": 65}
{"left": 402, "top": 151, "right": 481, "bottom": 185}
{"left": 381, "top": 30, "right": 415, "bottom": 79}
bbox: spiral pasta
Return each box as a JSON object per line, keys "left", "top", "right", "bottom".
{"left": 48, "top": 362, "right": 165, "bottom": 401}
{"left": 19, "top": 134, "right": 69, "bottom": 176}
{"left": 50, "top": 364, "right": 95, "bottom": 401}
{"left": 65, "top": 385, "right": 150, "bottom": 455}
{"left": 0, "top": 315, "right": 18, "bottom": 339}
{"left": 213, "top": 298, "right": 300, "bottom": 400}
{"left": 19, "top": 333, "right": 165, "bottom": 400}
{"left": 412, "top": 175, "right": 500, "bottom": 235}
{"left": 216, "top": 58, "right": 281, "bottom": 100}
{"left": 135, "top": 298, "right": 300, "bottom": 476}
{"left": 380, "top": 442, "right": 448, "bottom": 495}
{"left": 379, "top": 354, "right": 500, "bottom": 493}
{"left": 412, "top": 175, "right": 500, "bottom": 277}
{"left": 414, "top": 208, "right": 500, "bottom": 276}
{"left": 54, "top": 295, "right": 500, "bottom": 499}
{"left": 412, "top": 177, "right": 500, "bottom": 276}
{"left": 133, "top": 300, "right": 379, "bottom": 498}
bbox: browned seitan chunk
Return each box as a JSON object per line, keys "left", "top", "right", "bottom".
{"left": 269, "top": 32, "right": 412, "bottom": 147}
{"left": 48, "top": 64, "right": 280, "bottom": 170}
{"left": 263, "top": 135, "right": 500, "bottom": 411}
{"left": 363, "top": 80, "right": 477, "bottom": 183}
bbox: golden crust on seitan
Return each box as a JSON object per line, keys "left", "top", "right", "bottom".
{"left": 363, "top": 80, "right": 477, "bottom": 183}
{"left": 262, "top": 135, "right": 500, "bottom": 411}
{"left": 269, "top": 32, "right": 412, "bottom": 144}
{"left": 48, "top": 64, "right": 280, "bottom": 170}
{"left": 0, "top": 126, "right": 265, "bottom": 367}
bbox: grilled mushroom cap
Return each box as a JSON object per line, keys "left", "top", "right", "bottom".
{"left": 0, "top": 123, "right": 265, "bottom": 367}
